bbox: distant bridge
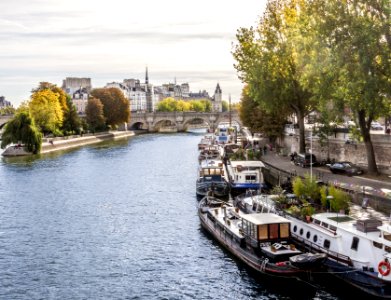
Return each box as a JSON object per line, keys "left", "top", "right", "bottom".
{"left": 129, "top": 111, "right": 242, "bottom": 132}
{"left": 0, "top": 115, "right": 12, "bottom": 129}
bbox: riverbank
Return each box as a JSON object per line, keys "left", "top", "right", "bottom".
{"left": 2, "top": 130, "right": 135, "bottom": 156}
{"left": 41, "top": 131, "right": 135, "bottom": 154}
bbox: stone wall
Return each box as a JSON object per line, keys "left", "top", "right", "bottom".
{"left": 281, "top": 133, "right": 391, "bottom": 174}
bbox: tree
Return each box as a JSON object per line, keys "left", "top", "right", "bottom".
{"left": 1, "top": 111, "right": 42, "bottom": 154}
{"left": 62, "top": 95, "right": 81, "bottom": 135}
{"left": 239, "top": 86, "right": 287, "bottom": 143}
{"left": 199, "top": 99, "right": 212, "bottom": 112}
{"left": 190, "top": 100, "right": 204, "bottom": 112}
{"left": 32, "top": 82, "right": 68, "bottom": 115}
{"left": 306, "top": 0, "right": 391, "bottom": 174}
{"left": 90, "top": 88, "right": 130, "bottom": 128}
{"left": 157, "top": 98, "right": 178, "bottom": 112}
{"left": 29, "top": 89, "right": 63, "bottom": 135}
{"left": 85, "top": 98, "right": 106, "bottom": 132}
{"left": 233, "top": 0, "right": 316, "bottom": 153}
{"left": 177, "top": 100, "right": 191, "bottom": 111}
{"left": 222, "top": 100, "right": 229, "bottom": 112}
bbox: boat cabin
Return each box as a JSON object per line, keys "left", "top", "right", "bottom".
{"left": 239, "top": 213, "right": 300, "bottom": 260}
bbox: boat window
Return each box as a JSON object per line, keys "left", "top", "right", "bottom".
{"left": 293, "top": 225, "right": 297, "bottom": 233}
{"left": 252, "top": 224, "right": 257, "bottom": 239}
{"left": 245, "top": 175, "right": 257, "bottom": 183}
{"left": 321, "top": 222, "right": 329, "bottom": 229}
{"left": 313, "top": 219, "right": 321, "bottom": 225}
{"left": 299, "top": 228, "right": 304, "bottom": 236}
{"left": 258, "top": 224, "right": 268, "bottom": 240}
{"left": 269, "top": 224, "right": 279, "bottom": 239}
{"left": 384, "top": 232, "right": 391, "bottom": 242}
{"left": 329, "top": 225, "right": 337, "bottom": 232}
{"left": 373, "top": 241, "right": 383, "bottom": 249}
{"left": 351, "top": 237, "right": 359, "bottom": 251}
{"left": 313, "top": 235, "right": 318, "bottom": 243}
{"left": 385, "top": 246, "right": 391, "bottom": 253}
{"left": 280, "top": 223, "right": 289, "bottom": 239}
{"left": 306, "top": 231, "right": 311, "bottom": 239}
{"left": 323, "top": 239, "right": 331, "bottom": 249}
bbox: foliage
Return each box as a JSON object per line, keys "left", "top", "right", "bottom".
{"left": 300, "top": 204, "right": 315, "bottom": 218}
{"left": 85, "top": 98, "right": 106, "bottom": 132}
{"left": 328, "top": 186, "right": 350, "bottom": 213}
{"left": 62, "top": 95, "right": 81, "bottom": 135}
{"left": 32, "top": 82, "right": 69, "bottom": 116}
{"left": 177, "top": 100, "right": 191, "bottom": 111}
{"left": 233, "top": 0, "right": 317, "bottom": 153}
{"left": 292, "top": 174, "right": 320, "bottom": 204}
{"left": 239, "top": 86, "right": 287, "bottom": 142}
{"left": 287, "top": 205, "right": 301, "bottom": 217}
{"left": 300, "top": 0, "right": 391, "bottom": 174}
{"left": 292, "top": 177, "right": 306, "bottom": 199}
{"left": 90, "top": 88, "right": 130, "bottom": 127}
{"left": 157, "top": 97, "right": 178, "bottom": 112}
{"left": 1, "top": 112, "right": 42, "bottom": 154}
{"left": 222, "top": 100, "right": 229, "bottom": 112}
{"left": 29, "top": 89, "right": 64, "bottom": 134}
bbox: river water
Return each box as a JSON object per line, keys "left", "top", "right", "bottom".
{"left": 0, "top": 133, "right": 344, "bottom": 299}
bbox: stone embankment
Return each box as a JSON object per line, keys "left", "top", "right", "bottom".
{"left": 40, "top": 131, "right": 135, "bottom": 154}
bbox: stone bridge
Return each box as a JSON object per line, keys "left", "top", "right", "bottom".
{"left": 0, "top": 115, "right": 12, "bottom": 129}
{"left": 128, "top": 111, "right": 242, "bottom": 132}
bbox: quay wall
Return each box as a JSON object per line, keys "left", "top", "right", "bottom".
{"left": 281, "top": 133, "right": 391, "bottom": 174}
{"left": 41, "top": 131, "right": 135, "bottom": 154}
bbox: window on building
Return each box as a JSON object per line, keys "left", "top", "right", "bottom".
{"left": 258, "top": 224, "right": 268, "bottom": 240}
{"left": 280, "top": 223, "right": 289, "bottom": 238}
{"left": 269, "top": 224, "right": 279, "bottom": 239}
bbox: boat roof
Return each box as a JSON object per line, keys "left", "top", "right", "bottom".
{"left": 241, "top": 213, "right": 290, "bottom": 225}
{"left": 230, "top": 161, "right": 265, "bottom": 168}
{"left": 200, "top": 159, "right": 223, "bottom": 168}
{"left": 312, "top": 212, "right": 388, "bottom": 240}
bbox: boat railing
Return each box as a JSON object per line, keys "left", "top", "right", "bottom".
{"left": 292, "top": 233, "right": 353, "bottom": 266}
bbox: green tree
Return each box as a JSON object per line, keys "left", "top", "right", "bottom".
{"left": 306, "top": 0, "right": 391, "bottom": 174}
{"left": 233, "top": 0, "right": 316, "bottom": 153}
{"left": 29, "top": 89, "right": 64, "bottom": 135}
{"left": 222, "top": 100, "right": 229, "bottom": 112}
{"left": 85, "top": 98, "right": 106, "bottom": 132}
{"left": 239, "top": 86, "right": 287, "bottom": 143}
{"left": 199, "top": 99, "right": 212, "bottom": 112}
{"left": 190, "top": 100, "right": 204, "bottom": 112}
{"left": 90, "top": 88, "right": 130, "bottom": 128}
{"left": 1, "top": 112, "right": 42, "bottom": 154}
{"left": 177, "top": 100, "right": 191, "bottom": 111}
{"left": 62, "top": 95, "right": 81, "bottom": 135}
{"left": 157, "top": 97, "right": 178, "bottom": 112}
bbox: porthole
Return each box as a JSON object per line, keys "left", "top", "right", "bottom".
{"left": 299, "top": 228, "right": 304, "bottom": 236}
{"left": 293, "top": 225, "right": 297, "bottom": 232}
{"left": 313, "top": 235, "right": 318, "bottom": 243}
{"left": 306, "top": 231, "right": 311, "bottom": 239}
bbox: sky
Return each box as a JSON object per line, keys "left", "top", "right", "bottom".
{"left": 0, "top": 0, "right": 266, "bottom": 107}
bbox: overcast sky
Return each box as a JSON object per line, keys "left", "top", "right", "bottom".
{"left": 0, "top": 0, "right": 266, "bottom": 106}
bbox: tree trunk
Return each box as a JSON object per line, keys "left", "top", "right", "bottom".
{"left": 358, "top": 110, "right": 378, "bottom": 175}
{"left": 297, "top": 110, "right": 306, "bottom": 153}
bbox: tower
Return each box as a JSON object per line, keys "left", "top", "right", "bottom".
{"left": 145, "top": 66, "right": 149, "bottom": 84}
{"left": 212, "top": 83, "right": 222, "bottom": 112}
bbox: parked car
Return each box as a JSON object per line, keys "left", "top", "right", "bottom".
{"left": 293, "top": 153, "right": 317, "bottom": 168}
{"left": 371, "top": 121, "right": 384, "bottom": 130}
{"left": 327, "top": 161, "right": 363, "bottom": 176}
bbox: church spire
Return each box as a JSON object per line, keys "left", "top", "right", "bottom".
{"left": 145, "top": 66, "right": 149, "bottom": 84}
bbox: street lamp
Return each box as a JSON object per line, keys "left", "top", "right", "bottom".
{"left": 310, "top": 130, "right": 313, "bottom": 180}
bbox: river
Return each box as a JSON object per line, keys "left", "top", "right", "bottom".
{"left": 0, "top": 133, "right": 344, "bottom": 299}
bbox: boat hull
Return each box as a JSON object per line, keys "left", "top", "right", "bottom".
{"left": 196, "top": 180, "right": 230, "bottom": 198}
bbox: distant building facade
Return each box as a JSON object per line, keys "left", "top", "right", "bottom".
{"left": 62, "top": 77, "right": 92, "bottom": 114}
{"left": 211, "top": 83, "right": 222, "bottom": 112}
{"left": 105, "top": 68, "right": 159, "bottom": 113}
{"left": 0, "top": 96, "right": 12, "bottom": 108}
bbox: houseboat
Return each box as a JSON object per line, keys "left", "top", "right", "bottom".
{"left": 196, "top": 159, "right": 229, "bottom": 198}
{"left": 235, "top": 193, "right": 391, "bottom": 298}
{"left": 225, "top": 160, "right": 267, "bottom": 196}
{"left": 198, "top": 195, "right": 327, "bottom": 282}
{"left": 198, "top": 145, "right": 220, "bottom": 163}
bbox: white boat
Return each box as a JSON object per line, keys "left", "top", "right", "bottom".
{"left": 198, "top": 134, "right": 215, "bottom": 150}
{"left": 225, "top": 160, "right": 267, "bottom": 196}
{"left": 196, "top": 159, "right": 229, "bottom": 198}
{"left": 235, "top": 193, "right": 391, "bottom": 298}
{"left": 198, "top": 145, "right": 220, "bottom": 163}
{"left": 198, "top": 195, "right": 327, "bottom": 282}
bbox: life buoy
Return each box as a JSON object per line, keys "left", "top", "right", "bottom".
{"left": 378, "top": 260, "right": 391, "bottom": 276}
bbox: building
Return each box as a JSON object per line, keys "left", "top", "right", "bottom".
{"left": 0, "top": 96, "right": 12, "bottom": 108}
{"left": 62, "top": 77, "right": 92, "bottom": 114}
{"left": 105, "top": 68, "right": 159, "bottom": 113}
{"left": 211, "top": 83, "right": 222, "bottom": 112}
